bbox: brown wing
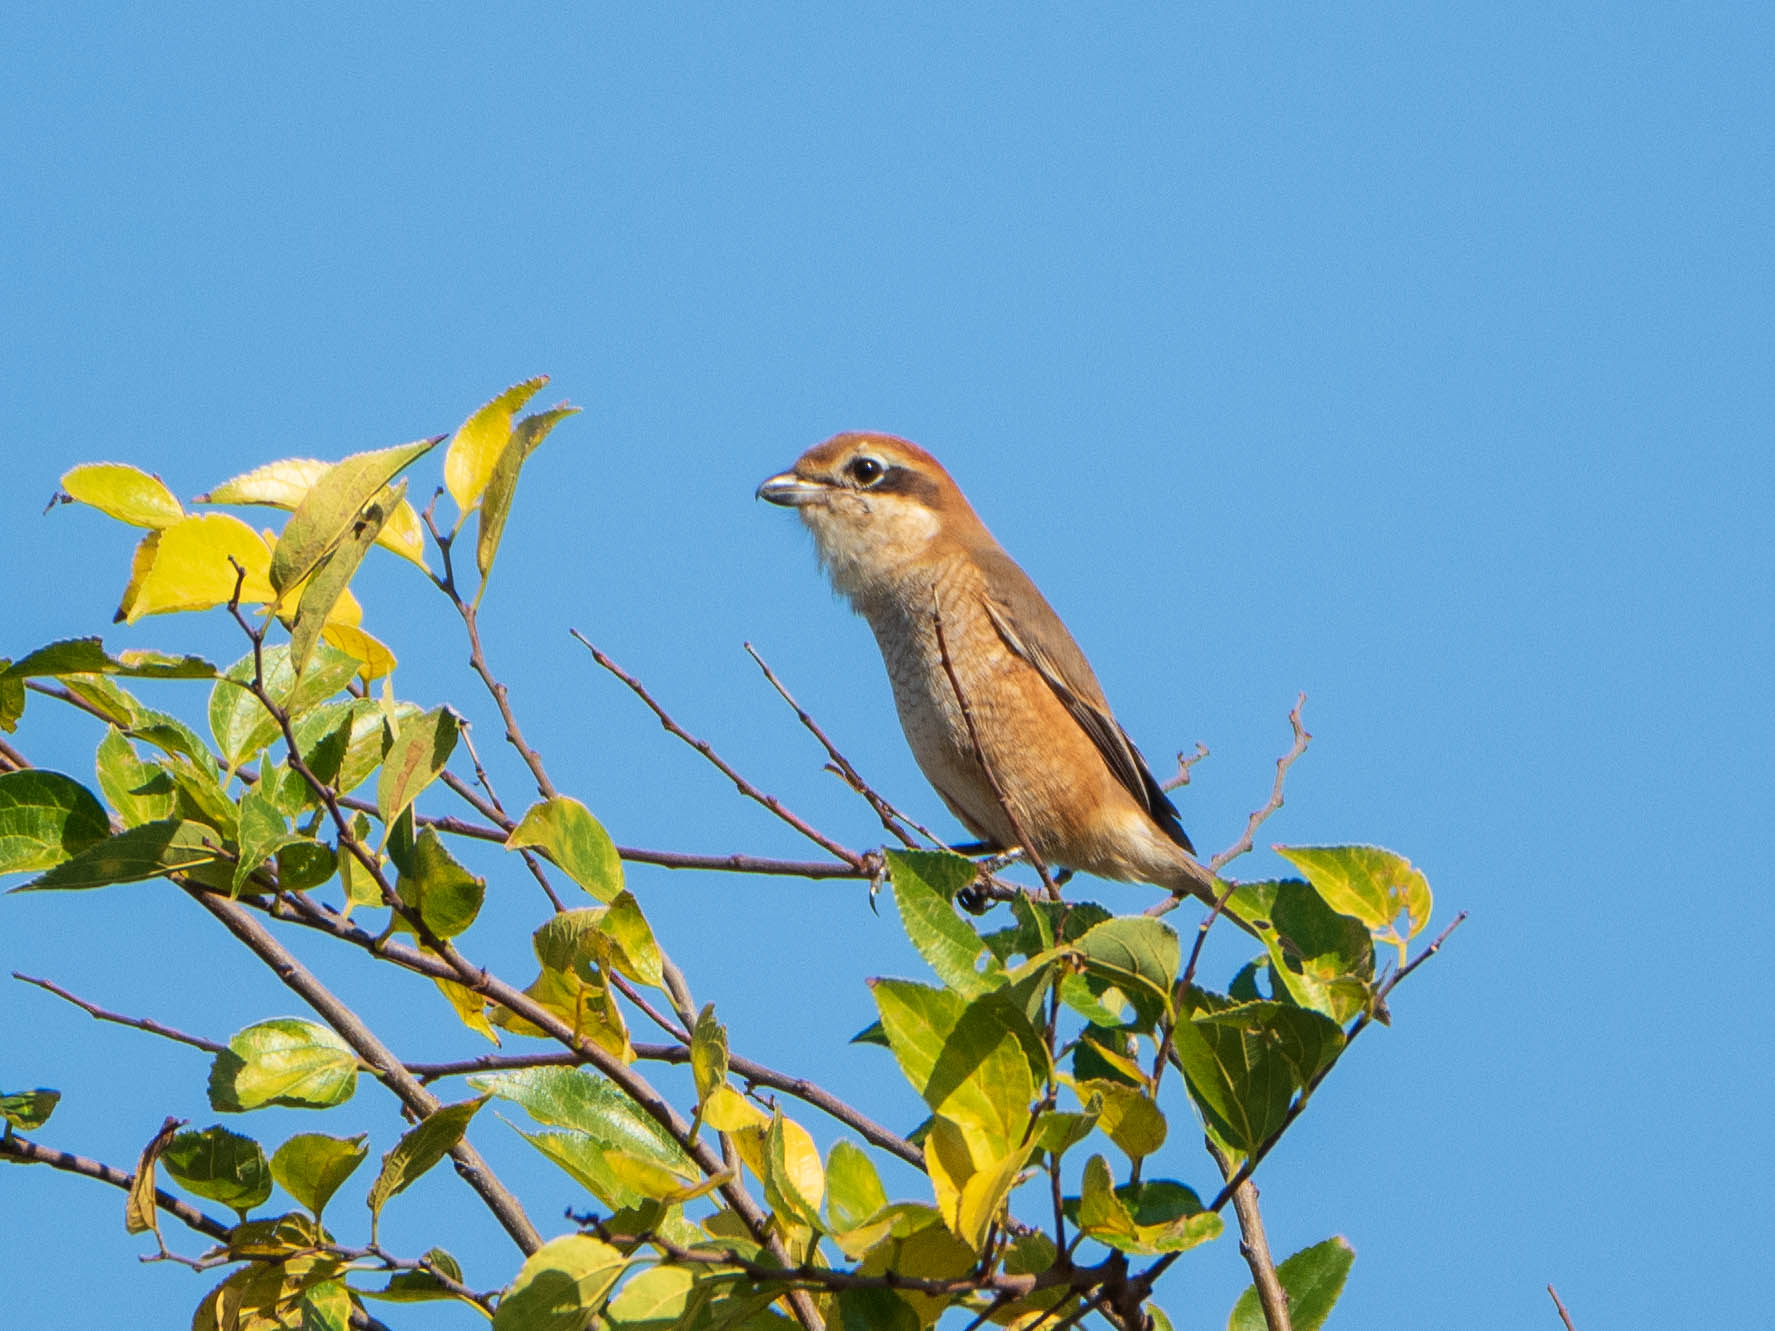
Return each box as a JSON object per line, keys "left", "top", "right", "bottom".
{"left": 978, "top": 552, "right": 1196, "bottom": 855}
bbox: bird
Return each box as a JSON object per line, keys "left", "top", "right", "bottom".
{"left": 756, "top": 432, "right": 1224, "bottom": 908}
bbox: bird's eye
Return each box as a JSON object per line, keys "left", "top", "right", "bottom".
{"left": 847, "top": 456, "right": 885, "bottom": 487}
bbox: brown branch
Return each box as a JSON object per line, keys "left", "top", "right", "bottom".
{"left": 1210, "top": 1143, "right": 1291, "bottom": 1331}
{"left": 185, "top": 887, "right": 543, "bottom": 1255}
{"left": 1212, "top": 694, "right": 1310, "bottom": 871}
{"left": 454, "top": 725, "right": 564, "bottom": 912}
{"left": 0, "top": 734, "right": 30, "bottom": 771}
{"left": 1548, "top": 1284, "right": 1577, "bottom": 1330}
{"left": 12, "top": 973, "right": 229, "bottom": 1054}
{"left": 743, "top": 641, "right": 932, "bottom": 849}
{"left": 1161, "top": 742, "right": 1209, "bottom": 793}
{"left": 573, "top": 631, "right": 865, "bottom": 870}
{"left": 930, "top": 601, "right": 1059, "bottom": 900}
{"left": 0, "top": 1132, "right": 232, "bottom": 1242}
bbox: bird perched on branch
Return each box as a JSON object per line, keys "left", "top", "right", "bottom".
{"left": 757, "top": 432, "right": 1223, "bottom": 907}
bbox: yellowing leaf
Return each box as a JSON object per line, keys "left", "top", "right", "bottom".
{"left": 269, "top": 437, "right": 441, "bottom": 597}
{"left": 506, "top": 796, "right": 624, "bottom": 902}
{"left": 202, "top": 457, "right": 430, "bottom": 570}
{"left": 320, "top": 622, "right": 396, "bottom": 682}
{"left": 116, "top": 513, "right": 274, "bottom": 622}
{"left": 444, "top": 376, "right": 548, "bottom": 516}
{"left": 61, "top": 463, "right": 184, "bottom": 529}
{"left": 491, "top": 1233, "right": 625, "bottom": 1331}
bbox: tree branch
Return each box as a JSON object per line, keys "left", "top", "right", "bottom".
{"left": 0, "top": 1132, "right": 232, "bottom": 1242}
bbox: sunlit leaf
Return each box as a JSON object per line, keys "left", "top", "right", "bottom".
{"left": 490, "top": 1233, "right": 626, "bottom": 1331}
{"left": 94, "top": 727, "right": 176, "bottom": 828}
{"left": 376, "top": 705, "right": 459, "bottom": 829}
{"left": 506, "top": 795, "right": 623, "bottom": 902}
{"left": 824, "top": 1139, "right": 888, "bottom": 1235}
{"left": 116, "top": 513, "right": 275, "bottom": 621}
{"left": 366, "top": 1096, "right": 489, "bottom": 1236}
{"left": 469, "top": 1067, "right": 696, "bottom": 1177}
{"left": 208, "top": 1018, "right": 358, "bottom": 1112}
{"left": 1077, "top": 1078, "right": 1167, "bottom": 1159}
{"left": 476, "top": 401, "right": 578, "bottom": 585}
{"left": 199, "top": 456, "right": 429, "bottom": 569}
{"left": 2, "top": 637, "right": 217, "bottom": 682}
{"left": 888, "top": 848, "right": 1002, "bottom": 998}
{"left": 59, "top": 462, "right": 184, "bottom": 529}
{"left": 289, "top": 479, "right": 397, "bottom": 674}
{"left": 269, "top": 436, "right": 441, "bottom": 598}
{"left": 1277, "top": 844, "right": 1433, "bottom": 949}
{"left": 270, "top": 1132, "right": 368, "bottom": 1219}
{"left": 1229, "top": 1235, "right": 1355, "bottom": 1331}
{"left": 690, "top": 1003, "right": 729, "bottom": 1104}
{"left": 444, "top": 376, "right": 548, "bottom": 516}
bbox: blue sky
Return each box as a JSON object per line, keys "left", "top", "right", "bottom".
{"left": 3, "top": 6, "right": 1770, "bottom": 1327}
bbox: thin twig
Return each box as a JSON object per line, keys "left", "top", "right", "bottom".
{"left": 12, "top": 973, "right": 228, "bottom": 1054}
{"left": 0, "top": 1133, "right": 232, "bottom": 1242}
{"left": 1209, "top": 1142, "right": 1291, "bottom": 1331}
{"left": 929, "top": 600, "right": 1059, "bottom": 900}
{"left": 1161, "top": 743, "right": 1210, "bottom": 792}
{"left": 0, "top": 735, "right": 30, "bottom": 771}
{"left": 456, "top": 726, "right": 564, "bottom": 912}
{"left": 1211, "top": 694, "right": 1309, "bottom": 871}
{"left": 743, "top": 641, "right": 931, "bottom": 849}
{"left": 573, "top": 631, "right": 865, "bottom": 869}
{"left": 1548, "top": 1284, "right": 1577, "bottom": 1330}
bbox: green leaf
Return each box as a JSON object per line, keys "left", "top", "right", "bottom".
{"left": 837, "top": 1287, "right": 920, "bottom": 1331}
{"left": 764, "top": 1111, "right": 826, "bottom": 1231}
{"left": 469, "top": 1066, "right": 695, "bottom": 1175}
{"left": 360, "top": 1247, "right": 467, "bottom": 1304}
{"left": 12, "top": 818, "right": 222, "bottom": 891}
{"left": 1277, "top": 844, "right": 1433, "bottom": 944}
{"left": 1074, "top": 915, "right": 1180, "bottom": 1012}
{"left": 270, "top": 1132, "right": 369, "bottom": 1219}
{"left": 208, "top": 642, "right": 366, "bottom": 772}
{"left": 1227, "top": 878, "right": 1376, "bottom": 1024}
{"left": 59, "top": 462, "right": 185, "bottom": 529}
{"left": 598, "top": 891, "right": 663, "bottom": 987}
{"left": 506, "top": 795, "right": 623, "bottom": 901}
{"left": 61, "top": 673, "right": 145, "bottom": 727}
{"left": 870, "top": 980, "right": 1039, "bottom": 1154}
{"left": 288, "top": 479, "right": 398, "bottom": 675}
{"left": 233, "top": 779, "right": 300, "bottom": 896}
{"left": 888, "top": 848, "right": 1001, "bottom": 998}
{"left": 490, "top": 1233, "right": 626, "bottom": 1331}
{"left": 690, "top": 1003, "right": 729, "bottom": 1104}
{"left": 0, "top": 671, "right": 23, "bottom": 732}
{"left": 0, "top": 770, "right": 111, "bottom": 876}
{"left": 512, "top": 1127, "right": 647, "bottom": 1210}
{"left": 1, "top": 636, "right": 216, "bottom": 681}
{"left": 208, "top": 1018, "right": 358, "bottom": 1112}
{"left": 376, "top": 706, "right": 460, "bottom": 829}
{"left": 366, "top": 1096, "right": 489, "bottom": 1234}
{"left": 1172, "top": 999, "right": 1344, "bottom": 1156}
{"left": 392, "top": 827, "right": 485, "bottom": 939}
{"left": 444, "top": 376, "right": 549, "bottom": 516}
{"left": 1077, "top": 1078, "right": 1167, "bottom": 1159}
{"left": 94, "top": 727, "right": 176, "bottom": 828}
{"left": 269, "top": 436, "right": 442, "bottom": 598}
{"left": 288, "top": 696, "right": 412, "bottom": 801}
{"left": 162, "top": 1125, "right": 273, "bottom": 1217}
{"left": 1229, "top": 1236, "right": 1355, "bottom": 1331}
{"left": 1067, "top": 1156, "right": 1222, "bottom": 1255}
{"left": 477, "top": 402, "right": 579, "bottom": 586}
{"left": 0, "top": 1088, "right": 60, "bottom": 1129}
{"left": 606, "top": 1263, "right": 695, "bottom": 1327}
{"left": 825, "top": 1139, "right": 889, "bottom": 1234}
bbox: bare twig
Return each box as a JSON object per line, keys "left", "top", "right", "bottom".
{"left": 1548, "top": 1284, "right": 1577, "bottom": 1330}
{"left": 0, "top": 735, "right": 30, "bottom": 771}
{"left": 12, "top": 973, "right": 228, "bottom": 1054}
{"left": 930, "top": 601, "right": 1059, "bottom": 900}
{"left": 455, "top": 726, "right": 564, "bottom": 912}
{"left": 0, "top": 1133, "right": 231, "bottom": 1242}
{"left": 1210, "top": 1142, "right": 1291, "bottom": 1331}
{"left": 743, "top": 642, "right": 932, "bottom": 849}
{"left": 1161, "top": 742, "right": 1210, "bottom": 792}
{"left": 573, "top": 632, "right": 865, "bottom": 870}
{"left": 1212, "top": 694, "right": 1310, "bottom": 871}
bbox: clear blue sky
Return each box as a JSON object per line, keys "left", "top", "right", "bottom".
{"left": 4, "top": 6, "right": 1769, "bottom": 1327}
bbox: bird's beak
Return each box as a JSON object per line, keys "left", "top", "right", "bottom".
{"left": 755, "top": 471, "right": 825, "bottom": 506}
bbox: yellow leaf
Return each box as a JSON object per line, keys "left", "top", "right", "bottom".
{"left": 433, "top": 974, "right": 499, "bottom": 1044}
{"left": 444, "top": 376, "right": 548, "bottom": 516}
{"left": 924, "top": 1116, "right": 1033, "bottom": 1250}
{"left": 62, "top": 462, "right": 185, "bottom": 530}
{"left": 321, "top": 622, "right": 396, "bottom": 682}
{"left": 118, "top": 513, "right": 275, "bottom": 622}
{"left": 703, "top": 1085, "right": 768, "bottom": 1133}
{"left": 203, "top": 457, "right": 430, "bottom": 569}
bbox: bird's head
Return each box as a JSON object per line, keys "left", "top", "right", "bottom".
{"left": 757, "top": 433, "right": 989, "bottom": 605}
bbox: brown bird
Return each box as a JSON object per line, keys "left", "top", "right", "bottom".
{"left": 757, "top": 432, "right": 1223, "bottom": 907}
